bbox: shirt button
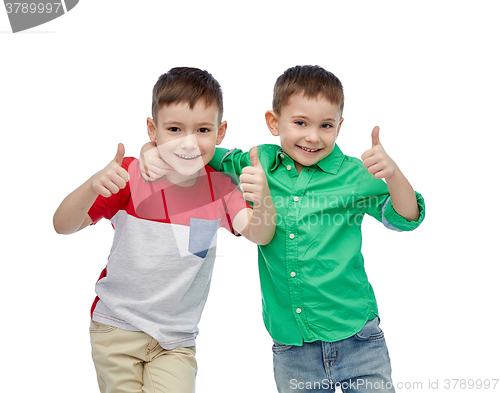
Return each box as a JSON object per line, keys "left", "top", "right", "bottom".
{"left": 289, "top": 233, "right": 295, "bottom": 239}
{"left": 286, "top": 165, "right": 292, "bottom": 170}
{"left": 293, "top": 196, "right": 299, "bottom": 202}
{"left": 296, "top": 308, "right": 302, "bottom": 314}
{"left": 280, "top": 153, "right": 285, "bottom": 159}
{"left": 290, "top": 271, "right": 296, "bottom": 277}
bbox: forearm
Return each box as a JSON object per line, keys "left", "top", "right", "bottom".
{"left": 210, "top": 148, "right": 248, "bottom": 177}
{"left": 53, "top": 177, "right": 98, "bottom": 234}
{"left": 230, "top": 146, "right": 274, "bottom": 244}
{"left": 246, "top": 196, "right": 276, "bottom": 245}
{"left": 385, "top": 167, "right": 420, "bottom": 222}
{"left": 235, "top": 196, "right": 276, "bottom": 245}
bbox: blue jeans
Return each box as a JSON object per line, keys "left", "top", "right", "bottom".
{"left": 273, "top": 318, "right": 395, "bottom": 392}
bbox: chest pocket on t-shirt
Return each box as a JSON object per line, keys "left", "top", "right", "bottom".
{"left": 188, "top": 218, "right": 221, "bottom": 259}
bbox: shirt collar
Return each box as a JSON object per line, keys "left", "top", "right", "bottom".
{"left": 316, "top": 144, "right": 345, "bottom": 174}
{"left": 270, "top": 149, "right": 286, "bottom": 171}
{"left": 271, "top": 144, "right": 345, "bottom": 174}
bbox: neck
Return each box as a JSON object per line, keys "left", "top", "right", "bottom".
{"left": 166, "top": 168, "right": 204, "bottom": 187}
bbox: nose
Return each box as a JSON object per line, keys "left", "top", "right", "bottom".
{"left": 304, "top": 128, "right": 321, "bottom": 144}
{"left": 180, "top": 134, "right": 198, "bottom": 150}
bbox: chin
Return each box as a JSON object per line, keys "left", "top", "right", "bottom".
{"left": 175, "top": 167, "right": 203, "bottom": 176}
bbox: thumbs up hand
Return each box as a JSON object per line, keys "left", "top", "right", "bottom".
{"left": 239, "top": 146, "right": 271, "bottom": 204}
{"left": 361, "top": 127, "right": 397, "bottom": 180}
{"left": 91, "top": 143, "right": 131, "bottom": 197}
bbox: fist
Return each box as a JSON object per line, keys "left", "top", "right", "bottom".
{"left": 239, "top": 146, "right": 270, "bottom": 203}
{"left": 361, "top": 127, "right": 397, "bottom": 180}
{"left": 139, "top": 142, "right": 174, "bottom": 181}
{"left": 91, "top": 143, "right": 130, "bottom": 197}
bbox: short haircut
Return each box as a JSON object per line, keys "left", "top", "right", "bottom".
{"left": 272, "top": 65, "right": 344, "bottom": 116}
{"left": 152, "top": 67, "right": 223, "bottom": 124}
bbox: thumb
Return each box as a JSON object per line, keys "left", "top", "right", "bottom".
{"left": 113, "top": 143, "right": 125, "bottom": 165}
{"left": 249, "top": 146, "right": 261, "bottom": 168}
{"left": 371, "top": 126, "right": 381, "bottom": 147}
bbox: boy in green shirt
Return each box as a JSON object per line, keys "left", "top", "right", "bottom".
{"left": 140, "top": 65, "right": 425, "bottom": 392}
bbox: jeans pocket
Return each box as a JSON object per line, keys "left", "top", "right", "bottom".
{"left": 272, "top": 340, "right": 294, "bottom": 353}
{"left": 354, "top": 317, "right": 385, "bottom": 341}
{"left": 188, "top": 218, "right": 221, "bottom": 258}
{"left": 90, "top": 320, "right": 117, "bottom": 334}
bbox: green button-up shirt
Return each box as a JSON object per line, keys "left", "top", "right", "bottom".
{"left": 210, "top": 144, "right": 425, "bottom": 345}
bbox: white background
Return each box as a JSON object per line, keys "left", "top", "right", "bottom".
{"left": 1, "top": 1, "right": 499, "bottom": 392}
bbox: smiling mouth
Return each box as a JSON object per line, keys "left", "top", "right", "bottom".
{"left": 175, "top": 154, "right": 201, "bottom": 160}
{"left": 297, "top": 145, "right": 322, "bottom": 153}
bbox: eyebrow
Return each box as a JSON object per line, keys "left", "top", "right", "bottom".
{"left": 162, "top": 121, "right": 184, "bottom": 127}
{"left": 162, "top": 121, "right": 215, "bottom": 128}
{"left": 292, "top": 115, "right": 337, "bottom": 123}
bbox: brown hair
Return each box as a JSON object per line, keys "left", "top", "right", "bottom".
{"left": 272, "top": 65, "right": 344, "bottom": 116}
{"left": 152, "top": 67, "right": 223, "bottom": 123}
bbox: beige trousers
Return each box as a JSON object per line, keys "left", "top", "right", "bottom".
{"left": 90, "top": 320, "right": 197, "bottom": 393}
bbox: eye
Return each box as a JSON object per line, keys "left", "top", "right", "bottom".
{"left": 198, "top": 128, "right": 210, "bottom": 133}
{"left": 168, "top": 127, "right": 181, "bottom": 132}
{"left": 321, "top": 123, "right": 333, "bottom": 129}
{"left": 295, "top": 121, "right": 306, "bottom": 127}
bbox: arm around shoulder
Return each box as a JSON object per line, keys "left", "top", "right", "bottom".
{"left": 209, "top": 147, "right": 252, "bottom": 177}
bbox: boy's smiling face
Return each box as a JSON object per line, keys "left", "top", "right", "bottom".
{"left": 147, "top": 100, "right": 226, "bottom": 185}
{"left": 266, "top": 93, "right": 343, "bottom": 173}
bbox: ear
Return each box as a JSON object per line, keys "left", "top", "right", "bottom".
{"left": 336, "top": 118, "right": 344, "bottom": 139}
{"left": 216, "top": 121, "right": 227, "bottom": 145}
{"left": 265, "top": 110, "right": 279, "bottom": 137}
{"left": 147, "top": 117, "right": 157, "bottom": 143}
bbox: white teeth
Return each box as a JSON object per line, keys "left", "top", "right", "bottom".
{"left": 300, "top": 146, "right": 320, "bottom": 152}
{"left": 177, "top": 154, "right": 200, "bottom": 160}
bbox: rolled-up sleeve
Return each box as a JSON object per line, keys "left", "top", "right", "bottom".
{"left": 381, "top": 191, "right": 425, "bottom": 231}
{"left": 357, "top": 167, "right": 425, "bottom": 232}
{"left": 209, "top": 147, "right": 251, "bottom": 177}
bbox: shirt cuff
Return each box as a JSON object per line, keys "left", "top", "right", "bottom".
{"left": 209, "top": 147, "right": 231, "bottom": 171}
{"left": 381, "top": 191, "right": 425, "bottom": 232}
